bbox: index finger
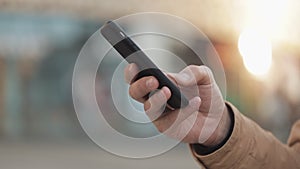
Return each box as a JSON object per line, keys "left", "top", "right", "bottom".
{"left": 124, "top": 63, "right": 139, "bottom": 84}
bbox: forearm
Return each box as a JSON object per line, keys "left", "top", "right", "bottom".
{"left": 190, "top": 102, "right": 300, "bottom": 169}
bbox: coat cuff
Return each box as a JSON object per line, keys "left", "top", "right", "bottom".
{"left": 191, "top": 102, "right": 235, "bottom": 155}
{"left": 189, "top": 102, "right": 251, "bottom": 168}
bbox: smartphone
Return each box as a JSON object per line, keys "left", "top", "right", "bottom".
{"left": 101, "top": 21, "right": 189, "bottom": 109}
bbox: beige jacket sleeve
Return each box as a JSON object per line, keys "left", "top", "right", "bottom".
{"left": 190, "top": 102, "right": 300, "bottom": 169}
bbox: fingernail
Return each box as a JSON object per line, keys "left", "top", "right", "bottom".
{"left": 146, "top": 78, "right": 154, "bottom": 89}
{"left": 162, "top": 86, "right": 170, "bottom": 96}
{"left": 190, "top": 97, "right": 201, "bottom": 109}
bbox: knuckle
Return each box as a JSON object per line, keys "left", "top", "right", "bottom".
{"left": 138, "top": 77, "right": 150, "bottom": 90}
{"left": 186, "top": 65, "right": 198, "bottom": 73}
{"left": 188, "top": 65, "right": 202, "bottom": 75}
{"left": 201, "top": 65, "right": 213, "bottom": 75}
{"left": 128, "top": 86, "right": 136, "bottom": 98}
{"left": 200, "top": 65, "right": 214, "bottom": 83}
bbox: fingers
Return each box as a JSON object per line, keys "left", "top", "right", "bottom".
{"left": 144, "top": 86, "right": 171, "bottom": 121}
{"left": 147, "top": 97, "right": 201, "bottom": 133}
{"left": 124, "top": 63, "right": 139, "bottom": 83}
{"left": 169, "top": 65, "right": 214, "bottom": 86}
{"left": 129, "top": 76, "right": 159, "bottom": 103}
{"left": 125, "top": 63, "right": 159, "bottom": 102}
{"left": 152, "top": 96, "right": 201, "bottom": 133}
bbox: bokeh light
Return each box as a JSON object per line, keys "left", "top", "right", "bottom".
{"left": 238, "top": 28, "right": 272, "bottom": 76}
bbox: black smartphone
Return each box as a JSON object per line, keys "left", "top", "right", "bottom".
{"left": 101, "top": 21, "right": 189, "bottom": 110}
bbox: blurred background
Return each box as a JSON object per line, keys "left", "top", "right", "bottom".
{"left": 0, "top": 0, "right": 300, "bottom": 169}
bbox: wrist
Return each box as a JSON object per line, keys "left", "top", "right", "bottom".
{"left": 192, "top": 103, "right": 234, "bottom": 156}
{"left": 202, "top": 104, "right": 231, "bottom": 147}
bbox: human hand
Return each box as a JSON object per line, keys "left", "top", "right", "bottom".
{"left": 124, "top": 64, "right": 231, "bottom": 147}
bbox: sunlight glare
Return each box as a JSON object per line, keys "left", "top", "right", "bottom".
{"left": 238, "top": 28, "right": 272, "bottom": 76}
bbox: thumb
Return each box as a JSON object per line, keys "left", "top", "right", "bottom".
{"left": 168, "top": 65, "right": 214, "bottom": 87}
{"left": 167, "top": 71, "right": 195, "bottom": 87}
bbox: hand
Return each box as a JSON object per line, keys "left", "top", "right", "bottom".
{"left": 124, "top": 64, "right": 231, "bottom": 147}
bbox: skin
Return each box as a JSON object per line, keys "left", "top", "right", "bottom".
{"left": 124, "top": 64, "right": 231, "bottom": 147}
